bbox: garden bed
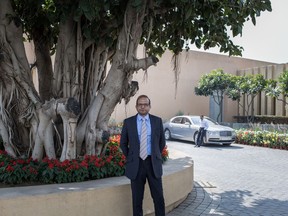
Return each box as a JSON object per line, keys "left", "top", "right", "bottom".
{"left": 236, "top": 129, "right": 288, "bottom": 150}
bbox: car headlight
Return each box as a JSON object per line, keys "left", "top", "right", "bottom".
{"left": 207, "top": 131, "right": 219, "bottom": 136}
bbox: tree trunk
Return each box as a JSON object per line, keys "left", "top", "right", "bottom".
{"left": 76, "top": 0, "right": 158, "bottom": 156}
{"left": 53, "top": 13, "right": 77, "bottom": 99}
{"left": 0, "top": 0, "right": 159, "bottom": 160}
{"left": 32, "top": 28, "right": 54, "bottom": 101}
{"left": 0, "top": 0, "right": 40, "bottom": 156}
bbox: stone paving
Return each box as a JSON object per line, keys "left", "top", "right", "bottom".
{"left": 167, "top": 181, "right": 221, "bottom": 216}
{"left": 166, "top": 141, "right": 288, "bottom": 216}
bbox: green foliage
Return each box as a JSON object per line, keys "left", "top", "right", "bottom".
{"left": 38, "top": 158, "right": 90, "bottom": 184}
{"left": 227, "top": 74, "right": 267, "bottom": 121}
{"left": 0, "top": 153, "right": 39, "bottom": 184}
{"left": 236, "top": 74, "right": 267, "bottom": 96}
{"left": 195, "top": 70, "right": 268, "bottom": 122}
{"left": 266, "top": 70, "right": 288, "bottom": 101}
{"left": 234, "top": 115, "right": 288, "bottom": 124}
{"left": 278, "top": 70, "right": 288, "bottom": 95}
{"left": 175, "top": 110, "right": 184, "bottom": 116}
{"left": 11, "top": 0, "right": 272, "bottom": 57}
{"left": 226, "top": 73, "right": 266, "bottom": 117}
{"left": 225, "top": 74, "right": 267, "bottom": 102}
{"left": 142, "top": 0, "right": 271, "bottom": 56}
{"left": 195, "top": 69, "right": 232, "bottom": 97}
{"left": 12, "top": 0, "right": 59, "bottom": 51}
{"left": 195, "top": 68, "right": 235, "bottom": 121}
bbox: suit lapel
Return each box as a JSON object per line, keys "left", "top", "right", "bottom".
{"left": 131, "top": 115, "right": 139, "bottom": 143}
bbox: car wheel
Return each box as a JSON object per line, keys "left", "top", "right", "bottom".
{"left": 193, "top": 132, "right": 198, "bottom": 144}
{"left": 164, "top": 129, "right": 171, "bottom": 140}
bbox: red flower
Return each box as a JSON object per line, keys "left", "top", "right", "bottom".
{"left": 6, "top": 165, "right": 14, "bottom": 172}
{"left": 109, "top": 134, "right": 121, "bottom": 144}
{"left": 94, "top": 161, "right": 101, "bottom": 167}
{"left": 16, "top": 159, "right": 26, "bottom": 164}
{"left": 48, "top": 163, "right": 54, "bottom": 169}
{"left": 42, "top": 157, "right": 50, "bottom": 163}
{"left": 0, "top": 150, "right": 7, "bottom": 155}
{"left": 80, "top": 160, "right": 88, "bottom": 168}
{"left": 29, "top": 167, "right": 38, "bottom": 175}
{"left": 162, "top": 146, "right": 169, "bottom": 157}
{"left": 118, "top": 161, "right": 124, "bottom": 167}
{"left": 106, "top": 155, "right": 113, "bottom": 163}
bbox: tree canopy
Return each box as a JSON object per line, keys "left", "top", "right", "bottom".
{"left": 14, "top": 0, "right": 272, "bottom": 57}
{"left": 0, "top": 0, "right": 272, "bottom": 160}
{"left": 195, "top": 69, "right": 234, "bottom": 121}
{"left": 265, "top": 70, "right": 288, "bottom": 104}
{"left": 195, "top": 70, "right": 268, "bottom": 123}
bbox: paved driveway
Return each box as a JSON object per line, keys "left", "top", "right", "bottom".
{"left": 166, "top": 141, "right": 288, "bottom": 216}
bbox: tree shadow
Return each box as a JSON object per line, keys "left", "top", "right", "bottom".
{"left": 212, "top": 188, "right": 288, "bottom": 215}
{"left": 201, "top": 143, "right": 243, "bottom": 150}
{"left": 167, "top": 140, "right": 243, "bottom": 150}
{"left": 172, "top": 181, "right": 288, "bottom": 215}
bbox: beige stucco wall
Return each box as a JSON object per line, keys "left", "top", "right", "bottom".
{"left": 237, "top": 63, "right": 288, "bottom": 117}
{"left": 24, "top": 41, "right": 277, "bottom": 123}
{"left": 112, "top": 48, "right": 275, "bottom": 123}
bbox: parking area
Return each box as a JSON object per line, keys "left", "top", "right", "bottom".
{"left": 166, "top": 141, "right": 288, "bottom": 216}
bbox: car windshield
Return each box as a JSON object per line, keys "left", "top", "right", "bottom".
{"left": 190, "top": 116, "right": 218, "bottom": 126}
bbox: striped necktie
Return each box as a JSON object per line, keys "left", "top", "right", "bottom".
{"left": 140, "top": 118, "right": 148, "bottom": 160}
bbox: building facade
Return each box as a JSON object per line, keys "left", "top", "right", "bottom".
{"left": 112, "top": 48, "right": 285, "bottom": 123}
{"left": 25, "top": 42, "right": 286, "bottom": 124}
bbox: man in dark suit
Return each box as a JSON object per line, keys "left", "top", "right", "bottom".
{"left": 120, "top": 95, "right": 166, "bottom": 216}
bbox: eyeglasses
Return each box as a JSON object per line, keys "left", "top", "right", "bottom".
{"left": 137, "top": 103, "right": 150, "bottom": 107}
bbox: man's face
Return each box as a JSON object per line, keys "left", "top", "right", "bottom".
{"left": 136, "top": 97, "right": 151, "bottom": 116}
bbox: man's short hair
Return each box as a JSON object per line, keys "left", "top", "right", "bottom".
{"left": 136, "top": 95, "right": 151, "bottom": 105}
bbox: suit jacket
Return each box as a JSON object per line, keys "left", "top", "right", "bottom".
{"left": 120, "top": 114, "right": 166, "bottom": 180}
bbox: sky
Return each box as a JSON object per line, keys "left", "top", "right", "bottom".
{"left": 191, "top": 0, "right": 288, "bottom": 64}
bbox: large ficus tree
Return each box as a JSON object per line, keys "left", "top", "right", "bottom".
{"left": 0, "top": 0, "right": 271, "bottom": 160}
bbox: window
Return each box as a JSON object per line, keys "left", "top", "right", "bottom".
{"left": 181, "top": 118, "right": 191, "bottom": 124}
{"left": 191, "top": 117, "right": 200, "bottom": 125}
{"left": 172, "top": 117, "right": 182, "bottom": 124}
